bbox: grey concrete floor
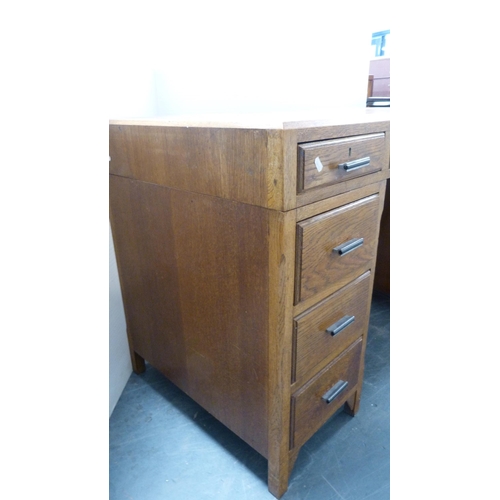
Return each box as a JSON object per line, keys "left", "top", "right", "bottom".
{"left": 110, "top": 291, "right": 389, "bottom": 500}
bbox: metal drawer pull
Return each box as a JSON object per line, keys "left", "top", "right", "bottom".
{"left": 322, "top": 380, "right": 349, "bottom": 404}
{"left": 333, "top": 238, "right": 364, "bottom": 256}
{"left": 326, "top": 315, "right": 355, "bottom": 336}
{"left": 339, "top": 157, "right": 370, "bottom": 171}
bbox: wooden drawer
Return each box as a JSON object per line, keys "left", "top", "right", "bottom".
{"left": 297, "top": 132, "right": 386, "bottom": 193}
{"left": 293, "top": 271, "right": 371, "bottom": 385}
{"left": 290, "top": 338, "right": 362, "bottom": 450}
{"left": 295, "top": 194, "right": 380, "bottom": 304}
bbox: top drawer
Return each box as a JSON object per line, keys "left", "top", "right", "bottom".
{"left": 297, "top": 133, "right": 386, "bottom": 193}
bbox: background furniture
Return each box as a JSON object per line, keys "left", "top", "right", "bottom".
{"left": 368, "top": 58, "right": 390, "bottom": 97}
{"left": 109, "top": 110, "right": 390, "bottom": 497}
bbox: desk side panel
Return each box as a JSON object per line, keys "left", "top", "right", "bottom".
{"left": 109, "top": 175, "right": 271, "bottom": 456}
{"left": 109, "top": 124, "right": 285, "bottom": 210}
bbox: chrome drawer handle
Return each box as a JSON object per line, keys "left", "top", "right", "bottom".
{"left": 322, "top": 380, "right": 349, "bottom": 404}
{"left": 333, "top": 238, "right": 364, "bottom": 256}
{"left": 338, "top": 156, "right": 370, "bottom": 171}
{"left": 326, "top": 315, "right": 355, "bottom": 336}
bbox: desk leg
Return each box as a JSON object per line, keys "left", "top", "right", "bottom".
{"left": 268, "top": 439, "right": 302, "bottom": 497}
{"left": 344, "top": 390, "right": 361, "bottom": 416}
{"left": 130, "top": 350, "right": 145, "bottom": 374}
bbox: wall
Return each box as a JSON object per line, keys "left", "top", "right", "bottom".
{"left": 109, "top": 226, "right": 131, "bottom": 416}
{"left": 109, "top": 1, "right": 380, "bottom": 416}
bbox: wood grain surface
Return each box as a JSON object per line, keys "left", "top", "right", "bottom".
{"left": 109, "top": 125, "right": 287, "bottom": 210}
{"left": 290, "top": 338, "right": 362, "bottom": 450}
{"left": 292, "top": 271, "right": 371, "bottom": 386}
{"left": 298, "top": 132, "right": 386, "bottom": 192}
{"left": 110, "top": 174, "right": 273, "bottom": 457}
{"left": 295, "top": 194, "right": 380, "bottom": 304}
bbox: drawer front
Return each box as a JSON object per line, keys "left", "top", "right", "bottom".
{"left": 293, "top": 272, "right": 371, "bottom": 385}
{"left": 295, "top": 194, "right": 380, "bottom": 304}
{"left": 290, "top": 338, "right": 362, "bottom": 450}
{"left": 298, "top": 133, "right": 386, "bottom": 193}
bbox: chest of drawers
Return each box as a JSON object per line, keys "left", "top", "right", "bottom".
{"left": 109, "top": 110, "right": 390, "bottom": 498}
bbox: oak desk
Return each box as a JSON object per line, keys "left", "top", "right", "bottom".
{"left": 109, "top": 110, "right": 390, "bottom": 497}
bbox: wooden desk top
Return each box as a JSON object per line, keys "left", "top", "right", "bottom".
{"left": 110, "top": 107, "right": 390, "bottom": 130}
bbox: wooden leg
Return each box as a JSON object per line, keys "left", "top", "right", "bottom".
{"left": 268, "top": 457, "right": 290, "bottom": 499}
{"left": 131, "top": 350, "right": 146, "bottom": 374}
{"left": 344, "top": 390, "right": 360, "bottom": 416}
{"left": 267, "top": 447, "right": 301, "bottom": 498}
{"left": 288, "top": 448, "right": 300, "bottom": 477}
